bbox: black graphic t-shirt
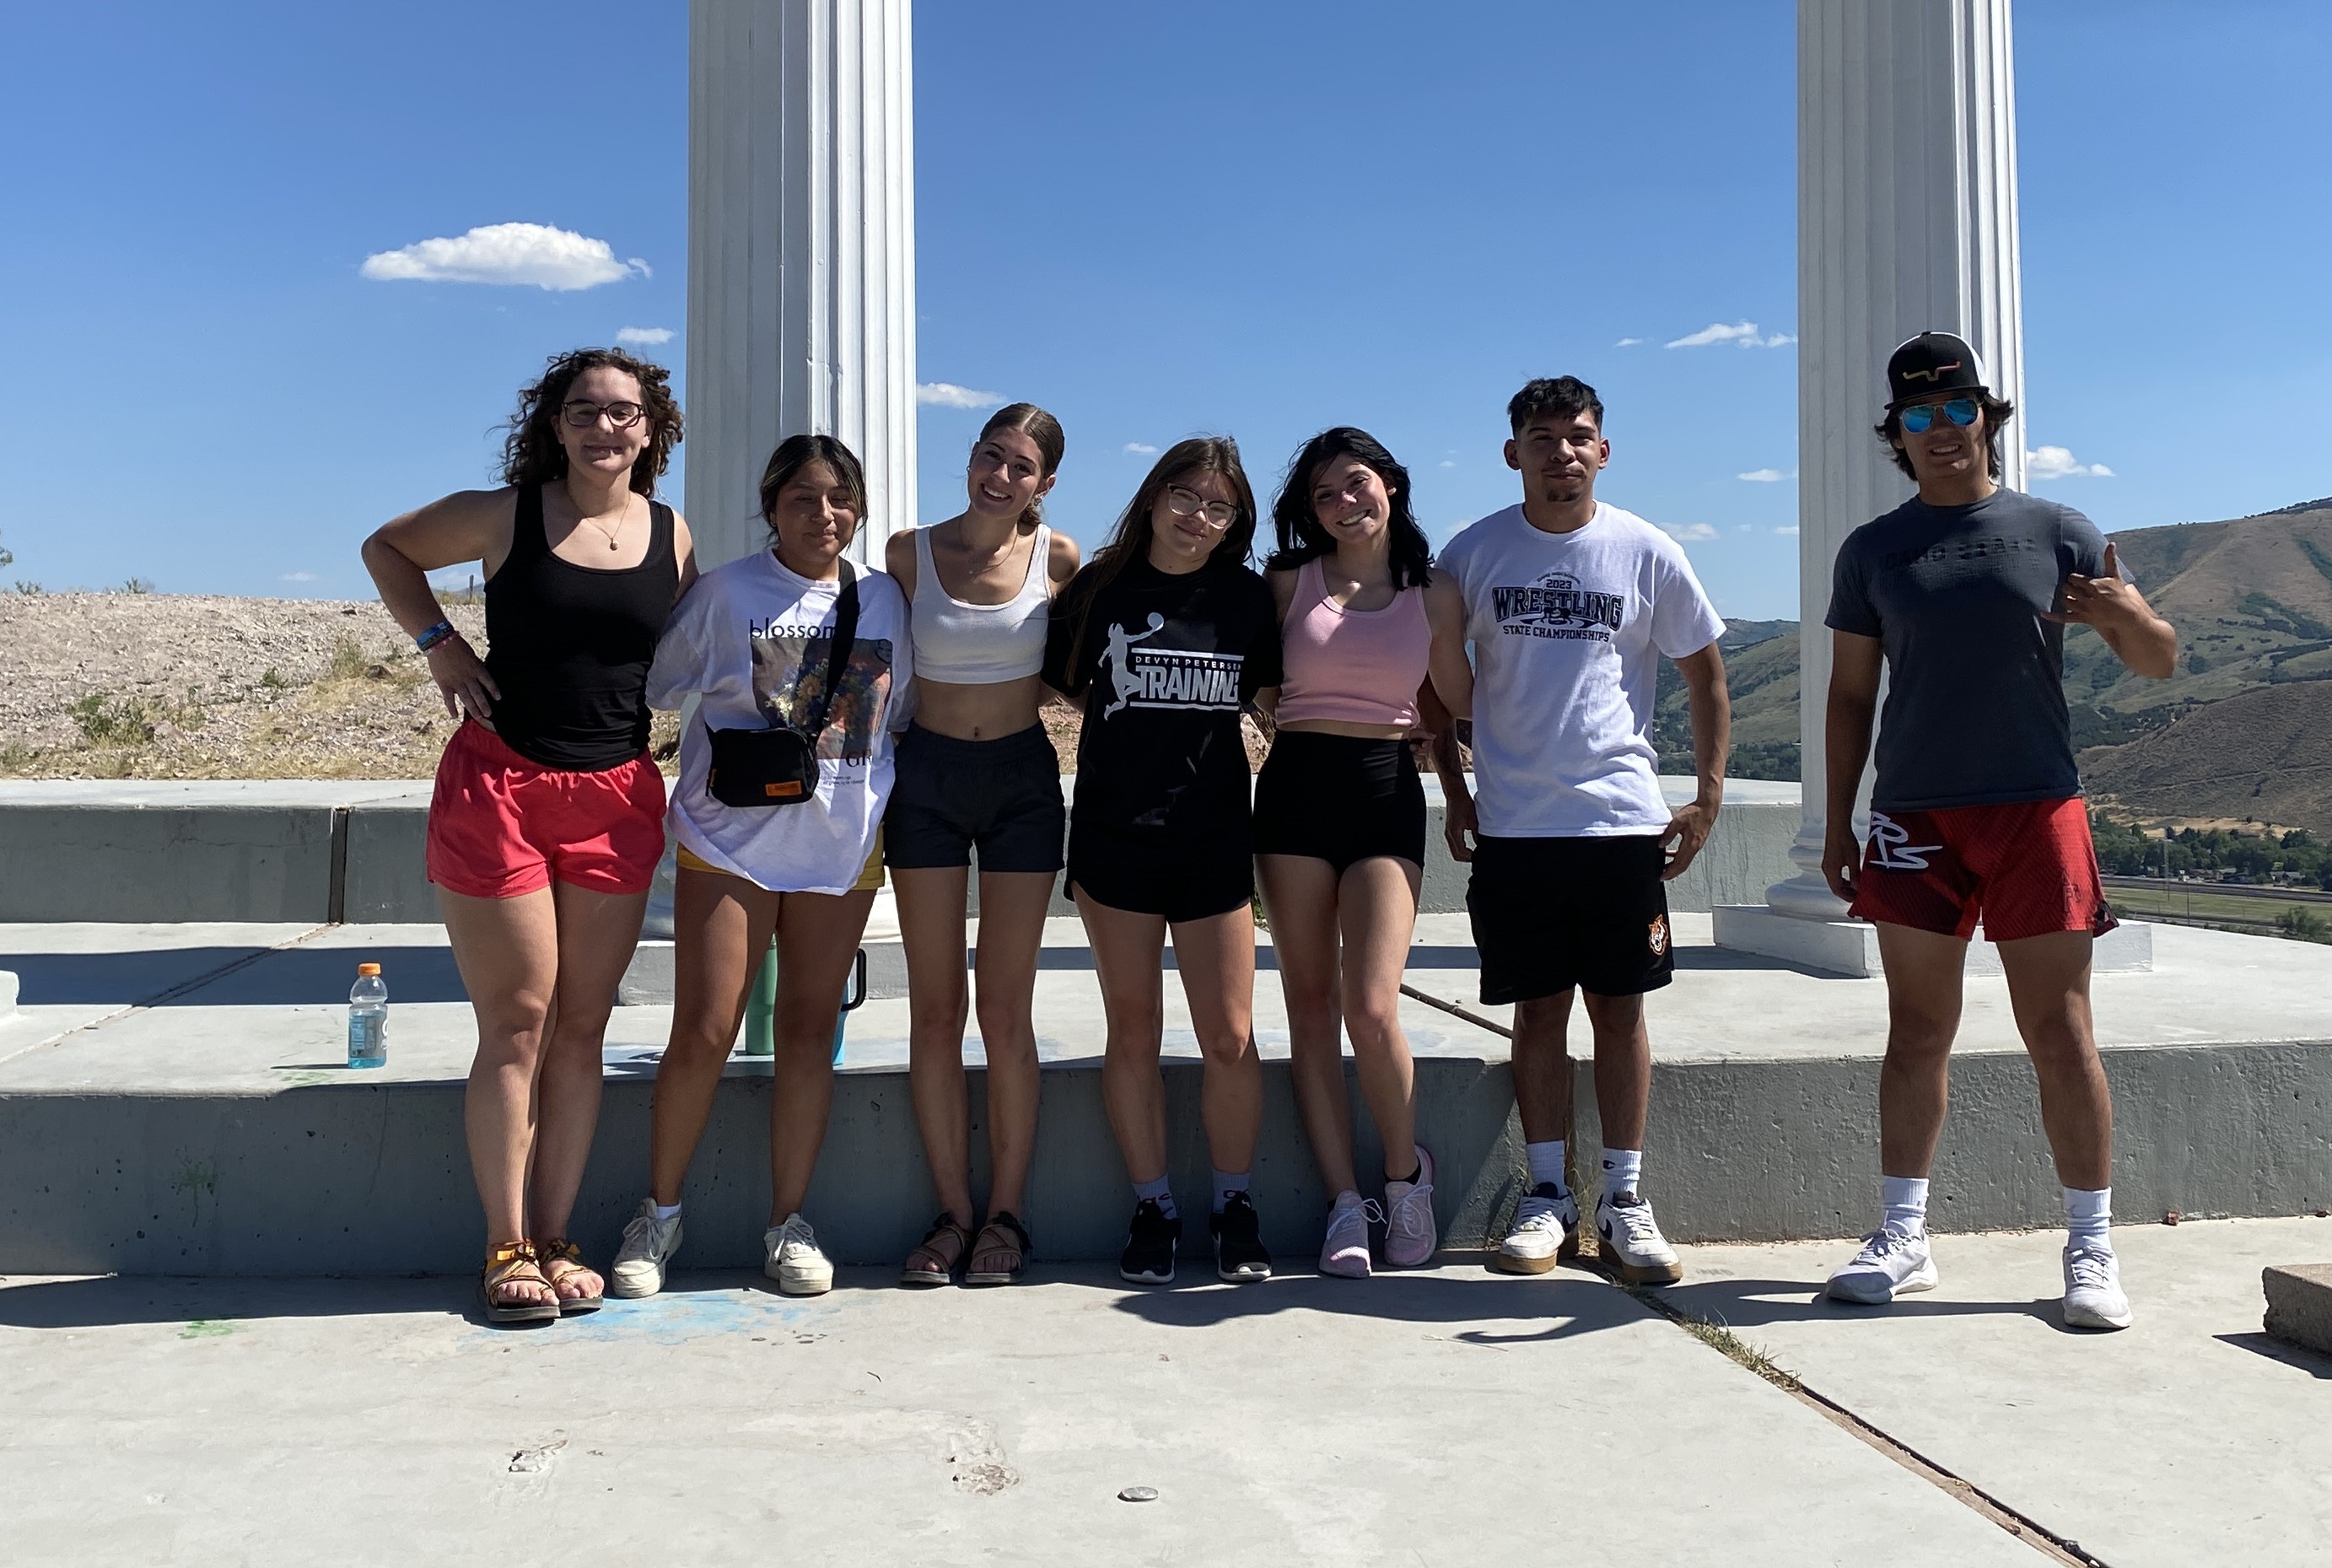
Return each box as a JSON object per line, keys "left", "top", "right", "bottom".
{"left": 1827, "top": 488, "right": 2111, "bottom": 811}
{"left": 1042, "top": 552, "right": 1282, "bottom": 851}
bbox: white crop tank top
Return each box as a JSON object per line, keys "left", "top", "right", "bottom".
{"left": 910, "top": 522, "right": 1053, "bottom": 684}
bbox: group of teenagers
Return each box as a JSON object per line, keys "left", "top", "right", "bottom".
{"left": 363, "top": 330, "right": 2178, "bottom": 1334}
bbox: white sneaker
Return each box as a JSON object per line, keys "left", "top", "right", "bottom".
{"left": 1826, "top": 1226, "right": 1938, "bottom": 1305}
{"left": 1319, "top": 1192, "right": 1380, "bottom": 1280}
{"left": 1383, "top": 1145, "right": 1438, "bottom": 1269}
{"left": 2061, "top": 1240, "right": 2133, "bottom": 1331}
{"left": 608, "top": 1198, "right": 682, "bottom": 1299}
{"left": 1597, "top": 1191, "right": 1683, "bottom": 1285}
{"left": 765, "top": 1213, "right": 834, "bottom": 1296}
{"left": 1492, "top": 1183, "right": 1579, "bottom": 1274}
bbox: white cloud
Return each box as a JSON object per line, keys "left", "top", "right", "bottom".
{"left": 1736, "top": 524, "right": 1753, "bottom": 533}
{"left": 1737, "top": 467, "right": 1795, "bottom": 483}
{"left": 1439, "top": 459, "right": 1457, "bottom": 469}
{"left": 915, "top": 382, "right": 1005, "bottom": 410}
{"left": 360, "top": 223, "right": 648, "bottom": 290}
{"left": 280, "top": 571, "right": 318, "bottom": 583}
{"left": 1123, "top": 441, "right": 1160, "bottom": 455}
{"left": 2027, "top": 445, "right": 2114, "bottom": 479}
{"left": 1616, "top": 337, "right": 1644, "bottom": 348}
{"left": 1661, "top": 522, "right": 1721, "bottom": 542}
{"left": 1667, "top": 321, "right": 1796, "bottom": 349}
{"left": 1775, "top": 525, "right": 1801, "bottom": 536}
{"left": 616, "top": 326, "right": 674, "bottom": 347}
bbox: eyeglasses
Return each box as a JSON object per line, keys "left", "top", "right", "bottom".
{"left": 1163, "top": 485, "right": 1239, "bottom": 528}
{"left": 1899, "top": 397, "right": 1979, "bottom": 434}
{"left": 561, "top": 399, "right": 647, "bottom": 429}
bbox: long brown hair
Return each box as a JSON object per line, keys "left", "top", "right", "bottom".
{"left": 499, "top": 348, "right": 681, "bottom": 495}
{"left": 1055, "top": 435, "right": 1258, "bottom": 677}
{"left": 977, "top": 403, "right": 1066, "bottom": 535}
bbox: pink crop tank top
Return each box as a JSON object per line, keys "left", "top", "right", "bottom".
{"left": 1275, "top": 558, "right": 1430, "bottom": 728}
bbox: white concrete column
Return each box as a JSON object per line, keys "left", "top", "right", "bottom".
{"left": 1771, "top": 0, "right": 2026, "bottom": 921}
{"left": 686, "top": 0, "right": 917, "bottom": 571}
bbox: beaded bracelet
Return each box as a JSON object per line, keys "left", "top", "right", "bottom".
{"left": 414, "top": 619, "right": 458, "bottom": 653}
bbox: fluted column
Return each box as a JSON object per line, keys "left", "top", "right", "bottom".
{"left": 686, "top": 0, "right": 917, "bottom": 570}
{"left": 1766, "top": 0, "right": 2026, "bottom": 920}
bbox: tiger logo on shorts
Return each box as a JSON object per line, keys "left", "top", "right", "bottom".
{"left": 1647, "top": 915, "right": 1669, "bottom": 956}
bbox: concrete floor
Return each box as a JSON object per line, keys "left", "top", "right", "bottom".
{"left": 4, "top": 1219, "right": 2324, "bottom": 1565}
{"left": 1673, "top": 1215, "right": 2332, "bottom": 1568}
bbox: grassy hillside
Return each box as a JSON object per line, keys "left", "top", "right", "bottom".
{"left": 1655, "top": 496, "right": 2332, "bottom": 823}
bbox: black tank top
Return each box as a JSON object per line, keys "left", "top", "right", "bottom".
{"left": 483, "top": 483, "right": 678, "bottom": 771}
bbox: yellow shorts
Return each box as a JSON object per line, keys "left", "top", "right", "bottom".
{"left": 676, "top": 831, "right": 886, "bottom": 892}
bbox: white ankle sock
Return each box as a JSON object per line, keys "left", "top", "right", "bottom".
{"left": 1133, "top": 1175, "right": 1177, "bottom": 1220}
{"left": 1882, "top": 1176, "right": 1929, "bottom": 1237}
{"left": 1526, "top": 1140, "right": 1569, "bottom": 1194}
{"left": 653, "top": 1201, "right": 682, "bottom": 1223}
{"left": 2064, "top": 1186, "right": 2112, "bottom": 1248}
{"left": 1602, "top": 1148, "right": 1643, "bottom": 1199}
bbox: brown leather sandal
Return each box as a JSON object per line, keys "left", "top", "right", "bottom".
{"left": 480, "top": 1241, "right": 560, "bottom": 1325}
{"left": 965, "top": 1211, "right": 1031, "bottom": 1286}
{"left": 534, "top": 1237, "right": 604, "bottom": 1314}
{"left": 900, "top": 1214, "right": 972, "bottom": 1287}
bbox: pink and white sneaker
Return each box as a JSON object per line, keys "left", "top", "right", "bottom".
{"left": 1319, "top": 1191, "right": 1381, "bottom": 1279}
{"left": 1383, "top": 1145, "right": 1439, "bottom": 1268}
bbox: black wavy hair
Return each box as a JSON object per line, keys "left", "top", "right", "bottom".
{"left": 1264, "top": 427, "right": 1431, "bottom": 590}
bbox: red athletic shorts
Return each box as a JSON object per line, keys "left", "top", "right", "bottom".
{"left": 425, "top": 721, "right": 667, "bottom": 900}
{"left": 1849, "top": 797, "right": 2118, "bottom": 943}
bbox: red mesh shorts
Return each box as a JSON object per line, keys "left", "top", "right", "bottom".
{"left": 1849, "top": 796, "right": 2118, "bottom": 943}
{"left": 425, "top": 721, "right": 667, "bottom": 900}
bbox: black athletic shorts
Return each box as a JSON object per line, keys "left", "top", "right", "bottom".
{"left": 1466, "top": 834, "right": 1674, "bottom": 1003}
{"left": 884, "top": 724, "right": 1066, "bottom": 873}
{"left": 1252, "top": 731, "right": 1427, "bottom": 875}
{"left": 1068, "top": 827, "right": 1252, "bottom": 924}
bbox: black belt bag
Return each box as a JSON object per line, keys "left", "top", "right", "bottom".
{"left": 705, "top": 561, "right": 859, "bottom": 809}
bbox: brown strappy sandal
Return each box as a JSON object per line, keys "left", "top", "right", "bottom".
{"left": 965, "top": 1211, "right": 1031, "bottom": 1287}
{"left": 534, "top": 1237, "right": 605, "bottom": 1314}
{"left": 480, "top": 1241, "right": 561, "bottom": 1325}
{"left": 900, "top": 1214, "right": 972, "bottom": 1288}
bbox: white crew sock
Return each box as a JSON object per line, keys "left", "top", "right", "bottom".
{"left": 1133, "top": 1174, "right": 1177, "bottom": 1220}
{"left": 1526, "top": 1140, "right": 1569, "bottom": 1194}
{"left": 1212, "top": 1169, "right": 1250, "bottom": 1215}
{"left": 2064, "top": 1187, "right": 2112, "bottom": 1249}
{"left": 1602, "top": 1148, "right": 1644, "bottom": 1200}
{"left": 653, "top": 1201, "right": 682, "bottom": 1223}
{"left": 1882, "top": 1176, "right": 1929, "bottom": 1237}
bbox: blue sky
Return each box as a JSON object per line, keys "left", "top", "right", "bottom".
{"left": 2, "top": 1, "right": 2324, "bottom": 619}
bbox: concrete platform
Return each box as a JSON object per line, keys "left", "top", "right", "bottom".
{"left": 0, "top": 1262, "right": 2046, "bottom": 1568}
{"left": 3, "top": 913, "right": 2327, "bottom": 1274}
{"left": 1672, "top": 1216, "right": 2332, "bottom": 1568}
{"left": 0, "top": 776, "right": 1803, "bottom": 922}
{"left": 2262, "top": 1261, "right": 2332, "bottom": 1357}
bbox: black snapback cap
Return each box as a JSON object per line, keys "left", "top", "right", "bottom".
{"left": 1885, "top": 331, "right": 1988, "bottom": 408}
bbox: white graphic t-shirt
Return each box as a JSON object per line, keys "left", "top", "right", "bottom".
{"left": 647, "top": 550, "right": 911, "bottom": 894}
{"left": 1435, "top": 503, "right": 1724, "bottom": 838}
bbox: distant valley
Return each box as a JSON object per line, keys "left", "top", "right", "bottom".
{"left": 1656, "top": 495, "right": 2332, "bottom": 833}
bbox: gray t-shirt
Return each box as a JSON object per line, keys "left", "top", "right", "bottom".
{"left": 1826, "top": 488, "right": 2109, "bottom": 811}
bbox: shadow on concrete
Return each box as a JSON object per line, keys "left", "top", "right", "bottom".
{"left": 0, "top": 946, "right": 468, "bottom": 1006}
{"left": 1649, "top": 1275, "right": 2070, "bottom": 1331}
{"left": 0, "top": 1274, "right": 477, "bottom": 1329}
{"left": 1096, "top": 1264, "right": 1637, "bottom": 1344}
{"left": 2213, "top": 1331, "right": 2332, "bottom": 1379}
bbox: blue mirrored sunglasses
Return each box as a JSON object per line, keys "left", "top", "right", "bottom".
{"left": 1899, "top": 397, "right": 1979, "bottom": 434}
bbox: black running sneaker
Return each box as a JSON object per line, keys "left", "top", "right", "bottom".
{"left": 1209, "top": 1191, "right": 1273, "bottom": 1283}
{"left": 1119, "top": 1199, "right": 1181, "bottom": 1285}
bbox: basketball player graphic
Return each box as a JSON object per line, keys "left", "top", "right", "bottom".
{"left": 1101, "top": 613, "right": 1166, "bottom": 719}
